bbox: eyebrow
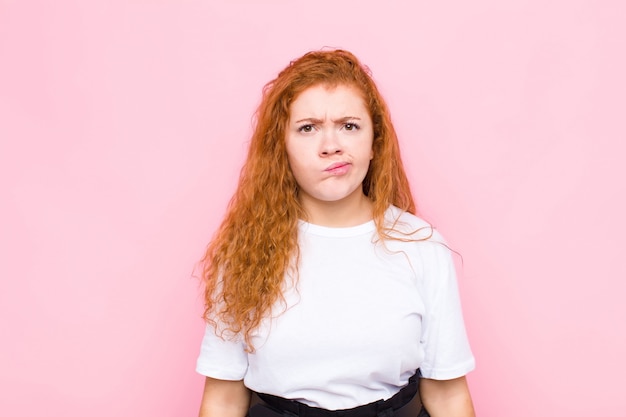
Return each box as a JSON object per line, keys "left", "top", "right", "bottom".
{"left": 294, "top": 116, "right": 362, "bottom": 124}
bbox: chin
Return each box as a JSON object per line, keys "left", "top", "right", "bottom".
{"left": 319, "top": 192, "right": 361, "bottom": 204}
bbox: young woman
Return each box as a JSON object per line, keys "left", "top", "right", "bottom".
{"left": 196, "top": 50, "right": 475, "bottom": 417}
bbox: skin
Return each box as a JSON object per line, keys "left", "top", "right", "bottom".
{"left": 420, "top": 376, "right": 475, "bottom": 417}
{"left": 198, "top": 83, "right": 475, "bottom": 416}
{"left": 284, "top": 83, "right": 374, "bottom": 227}
{"left": 197, "top": 376, "right": 475, "bottom": 417}
{"left": 198, "top": 377, "right": 250, "bottom": 417}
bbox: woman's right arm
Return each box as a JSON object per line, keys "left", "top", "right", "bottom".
{"left": 198, "top": 376, "right": 251, "bottom": 417}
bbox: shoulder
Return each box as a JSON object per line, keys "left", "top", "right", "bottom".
{"left": 384, "top": 206, "right": 445, "bottom": 243}
{"left": 383, "top": 208, "right": 461, "bottom": 290}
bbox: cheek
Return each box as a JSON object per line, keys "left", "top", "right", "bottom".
{"left": 285, "top": 150, "right": 306, "bottom": 179}
{"left": 286, "top": 142, "right": 314, "bottom": 167}
{"left": 284, "top": 143, "right": 298, "bottom": 168}
{"left": 365, "top": 137, "right": 375, "bottom": 161}
{"left": 285, "top": 148, "right": 301, "bottom": 170}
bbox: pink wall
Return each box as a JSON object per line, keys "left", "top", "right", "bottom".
{"left": 1, "top": 1, "right": 625, "bottom": 415}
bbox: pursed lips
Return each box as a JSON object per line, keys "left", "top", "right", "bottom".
{"left": 324, "top": 162, "right": 350, "bottom": 171}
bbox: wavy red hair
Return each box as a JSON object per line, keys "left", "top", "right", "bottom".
{"left": 201, "top": 50, "right": 416, "bottom": 349}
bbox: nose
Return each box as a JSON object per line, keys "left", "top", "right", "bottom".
{"left": 320, "top": 129, "right": 342, "bottom": 156}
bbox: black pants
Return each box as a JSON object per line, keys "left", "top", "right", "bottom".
{"left": 248, "top": 372, "right": 430, "bottom": 417}
{"left": 248, "top": 403, "right": 429, "bottom": 417}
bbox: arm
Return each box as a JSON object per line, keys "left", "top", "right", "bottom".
{"left": 198, "top": 376, "right": 251, "bottom": 417}
{"left": 420, "top": 376, "right": 475, "bottom": 417}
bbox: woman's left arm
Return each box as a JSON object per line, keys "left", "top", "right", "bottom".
{"left": 419, "top": 376, "right": 475, "bottom": 417}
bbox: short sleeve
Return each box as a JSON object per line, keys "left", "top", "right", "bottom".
{"left": 418, "top": 235, "right": 475, "bottom": 380}
{"left": 196, "top": 323, "right": 249, "bottom": 380}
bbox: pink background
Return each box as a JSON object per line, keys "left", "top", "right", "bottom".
{"left": 1, "top": 0, "right": 625, "bottom": 415}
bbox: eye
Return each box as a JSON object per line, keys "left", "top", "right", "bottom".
{"left": 344, "top": 123, "right": 360, "bottom": 131}
{"left": 297, "top": 124, "right": 314, "bottom": 133}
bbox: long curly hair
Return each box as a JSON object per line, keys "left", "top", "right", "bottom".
{"left": 201, "top": 49, "right": 416, "bottom": 349}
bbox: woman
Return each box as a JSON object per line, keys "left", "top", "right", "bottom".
{"left": 196, "top": 49, "right": 475, "bottom": 417}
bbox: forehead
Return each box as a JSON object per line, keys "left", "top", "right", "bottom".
{"left": 289, "top": 84, "right": 368, "bottom": 117}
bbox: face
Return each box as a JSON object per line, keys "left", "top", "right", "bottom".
{"left": 285, "top": 84, "right": 374, "bottom": 211}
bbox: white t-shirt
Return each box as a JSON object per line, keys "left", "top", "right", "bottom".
{"left": 196, "top": 206, "right": 475, "bottom": 410}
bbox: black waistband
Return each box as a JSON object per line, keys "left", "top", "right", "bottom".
{"left": 255, "top": 372, "right": 420, "bottom": 417}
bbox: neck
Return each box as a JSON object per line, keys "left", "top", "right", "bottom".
{"left": 299, "top": 190, "right": 373, "bottom": 227}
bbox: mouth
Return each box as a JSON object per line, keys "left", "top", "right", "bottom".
{"left": 324, "top": 162, "right": 351, "bottom": 175}
{"left": 325, "top": 162, "right": 350, "bottom": 171}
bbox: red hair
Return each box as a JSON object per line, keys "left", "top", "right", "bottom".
{"left": 201, "top": 50, "right": 416, "bottom": 349}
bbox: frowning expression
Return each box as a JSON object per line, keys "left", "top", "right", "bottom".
{"left": 285, "top": 84, "right": 374, "bottom": 208}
